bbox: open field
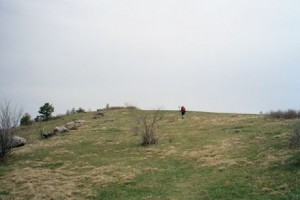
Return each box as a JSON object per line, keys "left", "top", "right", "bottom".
{"left": 0, "top": 109, "right": 299, "bottom": 199}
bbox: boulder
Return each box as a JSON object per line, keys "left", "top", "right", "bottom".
{"left": 65, "top": 120, "right": 86, "bottom": 130}
{"left": 75, "top": 120, "right": 86, "bottom": 125}
{"left": 65, "top": 122, "right": 77, "bottom": 130}
{"left": 42, "top": 132, "right": 55, "bottom": 139}
{"left": 10, "top": 136, "right": 26, "bottom": 148}
{"left": 54, "top": 126, "right": 69, "bottom": 133}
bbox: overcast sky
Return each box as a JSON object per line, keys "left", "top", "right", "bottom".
{"left": 1, "top": 0, "right": 300, "bottom": 116}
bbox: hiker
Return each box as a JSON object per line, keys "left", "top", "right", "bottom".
{"left": 180, "top": 106, "right": 186, "bottom": 119}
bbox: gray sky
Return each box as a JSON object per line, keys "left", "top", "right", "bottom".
{"left": 1, "top": 0, "right": 300, "bottom": 116}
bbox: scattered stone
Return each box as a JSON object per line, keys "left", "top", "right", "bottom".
{"left": 218, "top": 166, "right": 226, "bottom": 172}
{"left": 261, "top": 187, "right": 272, "bottom": 193}
{"left": 277, "top": 184, "right": 289, "bottom": 191}
{"left": 96, "top": 112, "right": 104, "bottom": 116}
{"left": 234, "top": 129, "right": 241, "bottom": 133}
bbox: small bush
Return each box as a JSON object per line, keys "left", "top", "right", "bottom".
{"left": 20, "top": 113, "right": 32, "bottom": 126}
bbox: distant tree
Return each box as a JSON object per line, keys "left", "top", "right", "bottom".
{"left": 20, "top": 113, "right": 32, "bottom": 126}
{"left": 71, "top": 108, "right": 77, "bottom": 115}
{"left": 0, "top": 101, "right": 23, "bottom": 160}
{"left": 38, "top": 103, "right": 54, "bottom": 121}
{"left": 76, "top": 107, "right": 86, "bottom": 113}
{"left": 66, "top": 110, "right": 71, "bottom": 116}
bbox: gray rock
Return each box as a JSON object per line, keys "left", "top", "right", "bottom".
{"left": 75, "top": 120, "right": 86, "bottom": 125}
{"left": 65, "top": 120, "right": 86, "bottom": 130}
{"left": 42, "top": 132, "right": 55, "bottom": 139}
{"left": 65, "top": 122, "right": 77, "bottom": 130}
{"left": 54, "top": 126, "right": 69, "bottom": 133}
{"left": 234, "top": 129, "right": 241, "bottom": 133}
{"left": 10, "top": 136, "right": 26, "bottom": 148}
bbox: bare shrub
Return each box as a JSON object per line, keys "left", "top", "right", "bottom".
{"left": 133, "top": 109, "right": 163, "bottom": 145}
{"left": 290, "top": 123, "right": 300, "bottom": 149}
{"left": 266, "top": 109, "right": 300, "bottom": 119}
{"left": 0, "top": 101, "right": 23, "bottom": 160}
{"left": 124, "top": 102, "right": 139, "bottom": 110}
{"left": 284, "top": 109, "right": 298, "bottom": 119}
{"left": 66, "top": 110, "right": 71, "bottom": 116}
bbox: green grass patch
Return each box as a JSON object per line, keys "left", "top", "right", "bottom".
{"left": 40, "top": 162, "right": 64, "bottom": 169}
{"left": 0, "top": 190, "right": 9, "bottom": 195}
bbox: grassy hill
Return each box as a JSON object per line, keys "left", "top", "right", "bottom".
{"left": 0, "top": 108, "right": 299, "bottom": 199}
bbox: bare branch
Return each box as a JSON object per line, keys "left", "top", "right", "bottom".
{"left": 0, "top": 101, "right": 23, "bottom": 160}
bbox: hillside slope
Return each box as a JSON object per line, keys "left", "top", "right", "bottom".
{"left": 0, "top": 109, "right": 299, "bottom": 199}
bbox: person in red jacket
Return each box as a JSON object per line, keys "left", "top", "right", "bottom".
{"left": 180, "top": 106, "right": 186, "bottom": 119}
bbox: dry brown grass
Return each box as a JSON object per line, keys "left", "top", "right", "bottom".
{"left": 180, "top": 138, "right": 244, "bottom": 167}
{"left": 2, "top": 161, "right": 141, "bottom": 199}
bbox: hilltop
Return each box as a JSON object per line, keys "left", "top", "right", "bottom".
{"left": 0, "top": 108, "right": 299, "bottom": 199}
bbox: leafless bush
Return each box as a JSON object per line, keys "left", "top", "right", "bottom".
{"left": 266, "top": 109, "right": 300, "bottom": 119}
{"left": 133, "top": 109, "right": 163, "bottom": 145}
{"left": 290, "top": 123, "right": 300, "bottom": 149}
{"left": 124, "top": 102, "right": 139, "bottom": 110}
{"left": 0, "top": 101, "right": 23, "bottom": 160}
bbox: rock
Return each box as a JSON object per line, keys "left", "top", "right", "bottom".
{"left": 42, "top": 132, "right": 55, "bottom": 139}
{"left": 234, "top": 129, "right": 241, "bottom": 133}
{"left": 277, "top": 184, "right": 289, "bottom": 191}
{"left": 261, "top": 187, "right": 271, "bottom": 193}
{"left": 65, "top": 120, "right": 86, "bottom": 130}
{"left": 40, "top": 119, "right": 87, "bottom": 140}
{"left": 75, "top": 120, "right": 86, "bottom": 125}
{"left": 65, "top": 122, "right": 77, "bottom": 130}
{"left": 54, "top": 126, "right": 69, "bottom": 133}
{"left": 218, "top": 166, "right": 226, "bottom": 172}
{"left": 10, "top": 136, "right": 26, "bottom": 148}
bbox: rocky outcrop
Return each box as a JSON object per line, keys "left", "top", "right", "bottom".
{"left": 42, "top": 120, "right": 86, "bottom": 139}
